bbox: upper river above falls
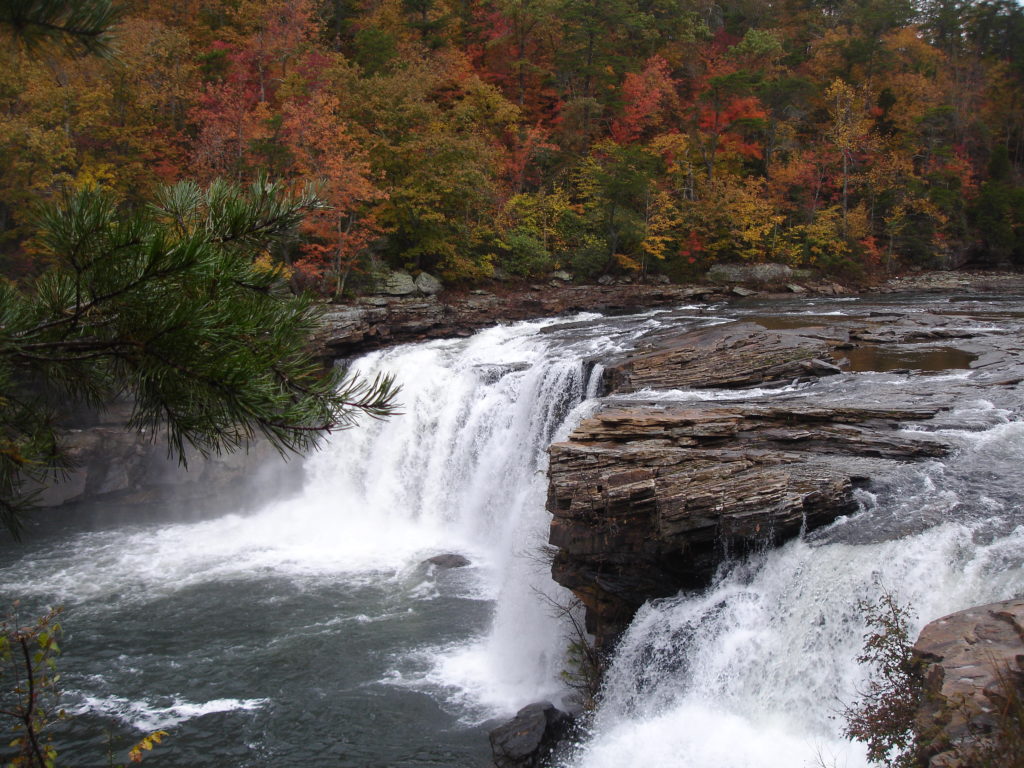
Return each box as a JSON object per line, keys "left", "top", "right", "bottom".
{"left": 2, "top": 290, "right": 1024, "bottom": 767}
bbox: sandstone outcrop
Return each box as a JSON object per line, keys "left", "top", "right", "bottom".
{"left": 546, "top": 296, "right": 1024, "bottom": 649}
{"left": 35, "top": 400, "right": 298, "bottom": 517}
{"left": 547, "top": 401, "right": 948, "bottom": 645}
{"left": 598, "top": 321, "right": 845, "bottom": 393}
{"left": 913, "top": 600, "right": 1024, "bottom": 767}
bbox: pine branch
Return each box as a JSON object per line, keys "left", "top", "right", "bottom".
{"left": 0, "top": 179, "right": 400, "bottom": 537}
{"left": 0, "top": 0, "right": 122, "bottom": 58}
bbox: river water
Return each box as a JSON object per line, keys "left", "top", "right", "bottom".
{"left": 1, "top": 295, "right": 1023, "bottom": 767}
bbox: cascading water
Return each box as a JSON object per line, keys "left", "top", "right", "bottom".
{"left": 561, "top": 378, "right": 1024, "bottom": 768}
{"left": 4, "top": 294, "right": 1021, "bottom": 768}
{"left": 0, "top": 310, "right": 700, "bottom": 767}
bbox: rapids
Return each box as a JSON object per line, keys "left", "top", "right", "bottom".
{"left": 1, "top": 294, "right": 1022, "bottom": 767}
{"left": 0, "top": 309, "right": 705, "bottom": 766}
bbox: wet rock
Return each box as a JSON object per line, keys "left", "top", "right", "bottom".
{"left": 415, "top": 271, "right": 444, "bottom": 295}
{"left": 474, "top": 362, "right": 531, "bottom": 384}
{"left": 313, "top": 284, "right": 731, "bottom": 359}
{"left": 425, "top": 553, "right": 471, "bottom": 569}
{"left": 547, "top": 401, "right": 949, "bottom": 646}
{"left": 489, "top": 702, "right": 573, "bottom": 768}
{"left": 913, "top": 600, "right": 1024, "bottom": 767}
{"left": 600, "top": 322, "right": 844, "bottom": 394}
{"left": 541, "top": 309, "right": 1024, "bottom": 647}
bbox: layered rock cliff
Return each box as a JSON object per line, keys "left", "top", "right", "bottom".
{"left": 548, "top": 401, "right": 948, "bottom": 645}
{"left": 35, "top": 400, "right": 299, "bottom": 519}
{"left": 546, "top": 303, "right": 1024, "bottom": 649}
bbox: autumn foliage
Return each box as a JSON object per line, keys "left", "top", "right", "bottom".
{"left": 2, "top": 0, "right": 1024, "bottom": 289}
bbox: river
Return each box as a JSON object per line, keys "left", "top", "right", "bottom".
{"left": 1, "top": 294, "right": 1023, "bottom": 767}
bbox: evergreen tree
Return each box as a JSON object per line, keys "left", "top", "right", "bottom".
{"left": 0, "top": 178, "right": 399, "bottom": 537}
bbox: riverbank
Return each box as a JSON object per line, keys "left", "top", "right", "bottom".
{"left": 313, "top": 269, "right": 1024, "bottom": 363}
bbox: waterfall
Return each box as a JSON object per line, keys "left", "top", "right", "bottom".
{"left": 562, "top": 400, "right": 1024, "bottom": 768}
{"left": 9, "top": 297, "right": 1009, "bottom": 766}
{"left": 0, "top": 313, "right": 674, "bottom": 761}
{"left": 331, "top": 321, "right": 599, "bottom": 710}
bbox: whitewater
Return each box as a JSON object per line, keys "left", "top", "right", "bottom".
{"left": 0, "top": 296, "right": 1021, "bottom": 767}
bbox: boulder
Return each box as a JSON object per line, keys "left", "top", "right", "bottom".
{"left": 489, "top": 702, "right": 572, "bottom": 768}
{"left": 551, "top": 270, "right": 572, "bottom": 282}
{"left": 425, "top": 553, "right": 471, "bottom": 569}
{"left": 382, "top": 270, "right": 418, "bottom": 296}
{"left": 415, "top": 271, "right": 444, "bottom": 295}
{"left": 913, "top": 599, "right": 1024, "bottom": 767}
{"left": 707, "top": 263, "right": 793, "bottom": 285}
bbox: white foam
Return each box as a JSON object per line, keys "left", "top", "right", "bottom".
{"left": 567, "top": 435, "right": 1024, "bottom": 768}
{"left": 72, "top": 694, "right": 268, "bottom": 731}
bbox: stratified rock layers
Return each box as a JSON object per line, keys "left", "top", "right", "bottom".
{"left": 599, "top": 321, "right": 845, "bottom": 392}
{"left": 547, "top": 402, "right": 946, "bottom": 645}
{"left": 546, "top": 321, "right": 957, "bottom": 647}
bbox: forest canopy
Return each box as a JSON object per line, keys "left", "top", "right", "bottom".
{"left": 0, "top": 0, "right": 1022, "bottom": 291}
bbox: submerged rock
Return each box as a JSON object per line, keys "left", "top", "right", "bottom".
{"left": 425, "top": 553, "right": 471, "bottom": 569}
{"left": 489, "top": 702, "right": 573, "bottom": 768}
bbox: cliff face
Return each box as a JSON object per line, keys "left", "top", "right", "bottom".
{"left": 547, "top": 399, "right": 948, "bottom": 646}
{"left": 546, "top": 306, "right": 1024, "bottom": 649}
{"left": 35, "top": 400, "right": 299, "bottom": 517}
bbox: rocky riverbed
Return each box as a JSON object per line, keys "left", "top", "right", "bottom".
{"left": 536, "top": 284, "right": 1024, "bottom": 767}
{"left": 546, "top": 295, "right": 1024, "bottom": 648}
{"left": 31, "top": 269, "right": 1024, "bottom": 767}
